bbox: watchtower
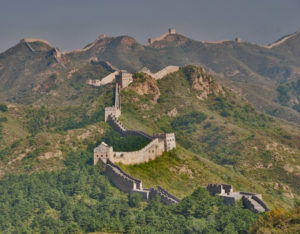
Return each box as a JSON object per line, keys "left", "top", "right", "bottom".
{"left": 169, "top": 28, "right": 176, "bottom": 34}
{"left": 94, "top": 142, "right": 113, "bottom": 165}
{"left": 115, "top": 70, "right": 133, "bottom": 88}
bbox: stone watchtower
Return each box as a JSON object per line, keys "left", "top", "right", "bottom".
{"left": 169, "top": 28, "right": 176, "bottom": 34}
{"left": 235, "top": 37, "right": 242, "bottom": 43}
{"left": 94, "top": 142, "right": 113, "bottom": 165}
{"left": 115, "top": 70, "right": 133, "bottom": 88}
{"left": 164, "top": 133, "right": 176, "bottom": 151}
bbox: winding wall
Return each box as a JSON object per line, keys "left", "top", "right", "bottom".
{"left": 102, "top": 159, "right": 180, "bottom": 205}
{"left": 105, "top": 159, "right": 142, "bottom": 193}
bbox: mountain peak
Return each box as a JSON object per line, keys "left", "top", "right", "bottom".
{"left": 147, "top": 28, "right": 186, "bottom": 44}
{"left": 146, "top": 28, "right": 189, "bottom": 48}
{"left": 20, "top": 38, "right": 52, "bottom": 47}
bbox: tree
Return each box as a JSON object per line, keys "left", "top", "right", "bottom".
{"left": 129, "top": 193, "right": 142, "bottom": 207}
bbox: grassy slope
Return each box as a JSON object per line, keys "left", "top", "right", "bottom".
{"left": 117, "top": 67, "right": 300, "bottom": 209}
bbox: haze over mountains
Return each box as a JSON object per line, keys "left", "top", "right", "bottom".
{"left": 1, "top": 29, "right": 300, "bottom": 126}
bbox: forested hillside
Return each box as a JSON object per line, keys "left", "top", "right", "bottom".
{"left": 0, "top": 65, "right": 299, "bottom": 232}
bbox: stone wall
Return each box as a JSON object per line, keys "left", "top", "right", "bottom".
{"left": 103, "top": 114, "right": 176, "bottom": 165}
{"left": 104, "top": 159, "right": 142, "bottom": 193}
{"left": 100, "top": 71, "right": 119, "bottom": 85}
{"left": 22, "top": 40, "right": 35, "bottom": 52}
{"left": 107, "top": 115, "right": 153, "bottom": 140}
{"left": 207, "top": 184, "right": 268, "bottom": 213}
{"left": 153, "top": 66, "right": 179, "bottom": 80}
{"left": 252, "top": 195, "right": 269, "bottom": 211}
{"left": 140, "top": 66, "right": 179, "bottom": 80}
{"left": 116, "top": 70, "right": 133, "bottom": 88}
{"left": 207, "top": 184, "right": 233, "bottom": 195}
{"left": 100, "top": 159, "right": 180, "bottom": 205}
{"left": 148, "top": 28, "right": 177, "bottom": 44}
{"left": 113, "top": 138, "right": 165, "bottom": 164}
{"left": 87, "top": 71, "right": 119, "bottom": 87}
{"left": 149, "top": 186, "right": 180, "bottom": 205}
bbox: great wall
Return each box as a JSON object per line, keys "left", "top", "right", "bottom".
{"left": 20, "top": 38, "right": 66, "bottom": 68}
{"left": 92, "top": 69, "right": 178, "bottom": 204}
{"left": 86, "top": 66, "right": 179, "bottom": 87}
{"left": 90, "top": 66, "right": 269, "bottom": 211}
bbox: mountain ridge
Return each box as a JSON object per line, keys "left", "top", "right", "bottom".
{"left": 1, "top": 29, "right": 300, "bottom": 125}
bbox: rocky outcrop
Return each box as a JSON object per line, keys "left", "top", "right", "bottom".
{"left": 183, "top": 66, "right": 225, "bottom": 100}
{"left": 129, "top": 73, "right": 160, "bottom": 102}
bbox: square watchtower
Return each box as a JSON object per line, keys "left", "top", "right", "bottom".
{"left": 115, "top": 70, "right": 133, "bottom": 88}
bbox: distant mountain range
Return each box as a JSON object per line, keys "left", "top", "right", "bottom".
{"left": 0, "top": 29, "right": 300, "bottom": 125}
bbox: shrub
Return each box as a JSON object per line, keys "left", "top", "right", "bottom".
{"left": 0, "top": 104, "right": 8, "bottom": 112}
{"left": 129, "top": 193, "right": 142, "bottom": 207}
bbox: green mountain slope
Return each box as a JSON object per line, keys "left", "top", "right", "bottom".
{"left": 1, "top": 66, "right": 299, "bottom": 210}
{"left": 117, "top": 67, "right": 300, "bottom": 208}
{"left": 0, "top": 65, "right": 300, "bottom": 232}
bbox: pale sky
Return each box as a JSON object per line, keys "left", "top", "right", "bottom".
{"left": 0, "top": 0, "right": 300, "bottom": 52}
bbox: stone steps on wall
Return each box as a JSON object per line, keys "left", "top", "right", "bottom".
{"left": 242, "top": 196, "right": 267, "bottom": 213}
{"left": 248, "top": 197, "right": 267, "bottom": 213}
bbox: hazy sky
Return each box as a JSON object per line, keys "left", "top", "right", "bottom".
{"left": 1, "top": 0, "right": 300, "bottom": 53}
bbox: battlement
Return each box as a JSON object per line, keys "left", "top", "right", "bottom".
{"left": 207, "top": 183, "right": 233, "bottom": 195}
{"left": 206, "top": 184, "right": 268, "bottom": 213}
{"left": 94, "top": 131, "right": 175, "bottom": 165}
{"left": 100, "top": 158, "right": 179, "bottom": 205}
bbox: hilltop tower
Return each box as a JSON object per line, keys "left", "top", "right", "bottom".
{"left": 169, "top": 28, "right": 176, "bottom": 34}
{"left": 148, "top": 28, "right": 177, "bottom": 44}
{"left": 235, "top": 37, "right": 242, "bottom": 43}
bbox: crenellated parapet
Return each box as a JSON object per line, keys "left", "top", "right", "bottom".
{"left": 206, "top": 184, "right": 268, "bottom": 213}
{"left": 99, "top": 158, "right": 179, "bottom": 204}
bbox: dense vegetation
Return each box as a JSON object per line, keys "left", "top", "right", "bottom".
{"left": 96, "top": 127, "right": 151, "bottom": 152}
{"left": 250, "top": 206, "right": 300, "bottom": 233}
{"left": 0, "top": 103, "right": 8, "bottom": 141}
{"left": 0, "top": 65, "right": 299, "bottom": 232}
{"left": 0, "top": 149, "right": 258, "bottom": 233}
{"left": 276, "top": 80, "right": 300, "bottom": 114}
